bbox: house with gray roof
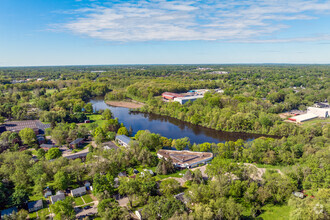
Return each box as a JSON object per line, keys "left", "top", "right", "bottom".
{"left": 50, "top": 192, "right": 65, "bottom": 204}
{"left": 28, "top": 200, "right": 43, "bottom": 212}
{"left": 115, "top": 135, "right": 131, "bottom": 148}
{"left": 1, "top": 207, "right": 17, "bottom": 218}
{"left": 71, "top": 186, "right": 86, "bottom": 197}
{"left": 69, "top": 138, "right": 84, "bottom": 148}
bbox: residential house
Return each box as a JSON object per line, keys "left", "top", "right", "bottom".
{"left": 28, "top": 200, "right": 43, "bottom": 213}
{"left": 50, "top": 192, "right": 65, "bottom": 204}
{"left": 63, "top": 151, "right": 89, "bottom": 160}
{"left": 36, "top": 135, "right": 45, "bottom": 144}
{"left": 71, "top": 186, "right": 86, "bottom": 197}
{"left": 102, "top": 141, "right": 119, "bottom": 150}
{"left": 115, "top": 135, "right": 131, "bottom": 148}
{"left": 1, "top": 207, "right": 17, "bottom": 218}
{"left": 157, "top": 149, "right": 213, "bottom": 169}
{"left": 40, "top": 144, "right": 57, "bottom": 151}
{"left": 69, "top": 138, "right": 84, "bottom": 149}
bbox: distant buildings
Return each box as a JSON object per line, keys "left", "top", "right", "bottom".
{"left": 40, "top": 144, "right": 58, "bottom": 151}
{"left": 288, "top": 113, "right": 318, "bottom": 123}
{"left": 307, "top": 107, "right": 330, "bottom": 118}
{"left": 289, "top": 105, "right": 329, "bottom": 122}
{"left": 115, "top": 135, "right": 132, "bottom": 148}
{"left": 157, "top": 150, "right": 213, "bottom": 169}
{"left": 3, "top": 120, "right": 51, "bottom": 134}
{"left": 162, "top": 92, "right": 185, "bottom": 100}
{"left": 63, "top": 150, "right": 89, "bottom": 160}
{"left": 69, "top": 138, "right": 85, "bottom": 148}
{"left": 174, "top": 95, "right": 204, "bottom": 105}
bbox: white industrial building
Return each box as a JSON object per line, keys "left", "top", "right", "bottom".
{"left": 174, "top": 95, "right": 204, "bottom": 104}
{"left": 289, "top": 113, "right": 318, "bottom": 123}
{"left": 307, "top": 107, "right": 330, "bottom": 118}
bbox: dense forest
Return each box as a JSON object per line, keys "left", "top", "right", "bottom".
{"left": 0, "top": 65, "right": 329, "bottom": 220}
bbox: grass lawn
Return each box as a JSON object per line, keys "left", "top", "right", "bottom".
{"left": 74, "top": 197, "right": 85, "bottom": 206}
{"left": 134, "top": 165, "right": 187, "bottom": 179}
{"left": 86, "top": 114, "right": 107, "bottom": 128}
{"left": 29, "top": 211, "right": 37, "bottom": 219}
{"left": 301, "top": 117, "right": 330, "bottom": 128}
{"left": 28, "top": 195, "right": 45, "bottom": 202}
{"left": 46, "top": 89, "right": 57, "bottom": 95}
{"left": 81, "top": 202, "right": 94, "bottom": 208}
{"left": 38, "top": 208, "right": 50, "bottom": 216}
{"left": 82, "top": 194, "right": 94, "bottom": 204}
{"left": 258, "top": 204, "right": 291, "bottom": 220}
{"left": 158, "top": 169, "right": 187, "bottom": 179}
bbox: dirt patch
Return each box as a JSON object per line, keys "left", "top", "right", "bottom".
{"left": 105, "top": 101, "right": 144, "bottom": 108}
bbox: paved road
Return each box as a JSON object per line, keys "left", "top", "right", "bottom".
{"left": 75, "top": 201, "right": 98, "bottom": 219}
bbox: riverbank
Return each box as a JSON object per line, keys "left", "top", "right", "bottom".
{"left": 105, "top": 100, "right": 144, "bottom": 108}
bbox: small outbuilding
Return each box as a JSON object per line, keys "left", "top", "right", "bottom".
{"left": 28, "top": 200, "right": 43, "bottom": 212}
{"left": 71, "top": 186, "right": 86, "bottom": 197}
{"left": 292, "top": 191, "right": 305, "bottom": 199}
{"left": 44, "top": 188, "right": 52, "bottom": 198}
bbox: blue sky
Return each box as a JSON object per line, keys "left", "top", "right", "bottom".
{"left": 1, "top": 0, "right": 330, "bottom": 66}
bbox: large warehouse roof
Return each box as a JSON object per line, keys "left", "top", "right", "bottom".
{"left": 289, "top": 113, "right": 318, "bottom": 122}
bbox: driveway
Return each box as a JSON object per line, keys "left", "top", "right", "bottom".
{"left": 75, "top": 201, "right": 98, "bottom": 219}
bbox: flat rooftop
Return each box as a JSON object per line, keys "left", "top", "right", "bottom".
{"left": 157, "top": 149, "right": 213, "bottom": 166}
{"left": 3, "top": 120, "right": 50, "bottom": 133}
{"left": 174, "top": 95, "right": 204, "bottom": 100}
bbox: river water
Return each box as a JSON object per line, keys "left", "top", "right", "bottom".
{"left": 90, "top": 98, "right": 266, "bottom": 144}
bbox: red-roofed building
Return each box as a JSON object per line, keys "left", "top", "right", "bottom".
{"left": 162, "top": 92, "right": 185, "bottom": 100}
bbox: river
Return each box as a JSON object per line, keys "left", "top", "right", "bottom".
{"left": 90, "top": 98, "right": 267, "bottom": 144}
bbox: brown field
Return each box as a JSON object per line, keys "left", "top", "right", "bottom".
{"left": 105, "top": 101, "right": 144, "bottom": 108}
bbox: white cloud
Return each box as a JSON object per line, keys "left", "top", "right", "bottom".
{"left": 59, "top": 0, "right": 330, "bottom": 42}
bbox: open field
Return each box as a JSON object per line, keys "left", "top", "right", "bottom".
{"left": 301, "top": 117, "right": 330, "bottom": 128}
{"left": 258, "top": 204, "right": 291, "bottom": 220}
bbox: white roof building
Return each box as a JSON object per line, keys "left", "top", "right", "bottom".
{"left": 289, "top": 113, "right": 318, "bottom": 122}
{"left": 307, "top": 107, "right": 330, "bottom": 118}
{"left": 174, "top": 95, "right": 204, "bottom": 105}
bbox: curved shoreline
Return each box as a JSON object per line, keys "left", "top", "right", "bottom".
{"left": 105, "top": 100, "right": 145, "bottom": 108}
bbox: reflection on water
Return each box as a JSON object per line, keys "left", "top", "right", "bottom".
{"left": 90, "top": 98, "right": 267, "bottom": 144}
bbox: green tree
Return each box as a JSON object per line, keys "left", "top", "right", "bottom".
{"left": 45, "top": 148, "right": 62, "bottom": 160}
{"left": 156, "top": 157, "right": 175, "bottom": 175}
{"left": 102, "top": 109, "right": 112, "bottom": 120}
{"left": 93, "top": 173, "right": 114, "bottom": 198}
{"left": 54, "top": 171, "right": 70, "bottom": 191}
{"left": 10, "top": 187, "right": 29, "bottom": 207}
{"left": 19, "top": 128, "right": 36, "bottom": 146}
{"left": 50, "top": 197, "right": 75, "bottom": 220}
{"left": 98, "top": 198, "right": 129, "bottom": 220}
{"left": 84, "top": 103, "right": 93, "bottom": 113}
{"left": 159, "top": 178, "right": 181, "bottom": 196}
{"left": 117, "top": 127, "right": 129, "bottom": 136}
